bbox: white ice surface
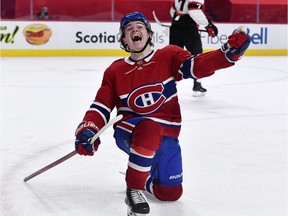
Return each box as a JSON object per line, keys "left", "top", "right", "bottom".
{"left": 1, "top": 56, "right": 287, "bottom": 216}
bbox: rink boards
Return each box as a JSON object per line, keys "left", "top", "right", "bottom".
{"left": 1, "top": 21, "right": 287, "bottom": 56}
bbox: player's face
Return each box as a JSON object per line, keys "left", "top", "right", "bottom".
{"left": 123, "top": 21, "right": 150, "bottom": 52}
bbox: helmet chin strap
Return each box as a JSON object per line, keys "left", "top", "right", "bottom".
{"left": 128, "top": 37, "right": 151, "bottom": 54}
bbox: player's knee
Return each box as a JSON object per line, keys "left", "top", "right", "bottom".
{"left": 153, "top": 184, "right": 183, "bottom": 201}
{"left": 131, "top": 120, "right": 163, "bottom": 151}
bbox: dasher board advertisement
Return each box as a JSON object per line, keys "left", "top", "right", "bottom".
{"left": 1, "top": 21, "right": 287, "bottom": 56}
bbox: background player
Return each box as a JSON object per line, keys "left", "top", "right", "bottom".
{"left": 74, "top": 12, "right": 250, "bottom": 216}
{"left": 169, "top": 0, "right": 218, "bottom": 96}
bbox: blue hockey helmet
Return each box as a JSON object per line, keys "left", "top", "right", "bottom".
{"left": 119, "top": 12, "right": 154, "bottom": 53}
{"left": 120, "top": 12, "right": 152, "bottom": 33}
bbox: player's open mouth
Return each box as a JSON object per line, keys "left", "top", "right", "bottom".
{"left": 132, "top": 34, "right": 142, "bottom": 41}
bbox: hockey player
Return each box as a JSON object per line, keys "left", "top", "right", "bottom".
{"left": 74, "top": 12, "right": 250, "bottom": 216}
{"left": 169, "top": 0, "right": 218, "bottom": 97}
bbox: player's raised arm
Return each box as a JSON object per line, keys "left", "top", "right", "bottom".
{"left": 180, "top": 26, "right": 251, "bottom": 79}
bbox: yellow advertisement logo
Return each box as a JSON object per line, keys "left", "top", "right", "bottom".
{"left": 23, "top": 24, "right": 52, "bottom": 45}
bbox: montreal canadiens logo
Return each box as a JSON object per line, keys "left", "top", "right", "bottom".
{"left": 127, "top": 83, "right": 166, "bottom": 115}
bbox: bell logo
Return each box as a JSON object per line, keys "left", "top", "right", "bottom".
{"left": 247, "top": 27, "right": 268, "bottom": 44}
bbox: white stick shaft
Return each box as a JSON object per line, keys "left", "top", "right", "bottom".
{"left": 152, "top": 10, "right": 171, "bottom": 27}
{"left": 90, "top": 114, "right": 123, "bottom": 144}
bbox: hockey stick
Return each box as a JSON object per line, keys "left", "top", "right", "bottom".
{"left": 152, "top": 10, "right": 171, "bottom": 27}
{"left": 23, "top": 114, "right": 123, "bottom": 182}
{"left": 152, "top": 10, "right": 207, "bottom": 32}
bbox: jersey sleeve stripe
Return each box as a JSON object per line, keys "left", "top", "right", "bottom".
{"left": 89, "top": 102, "right": 111, "bottom": 124}
{"left": 179, "top": 56, "right": 198, "bottom": 79}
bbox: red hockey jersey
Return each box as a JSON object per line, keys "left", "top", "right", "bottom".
{"left": 82, "top": 45, "right": 232, "bottom": 137}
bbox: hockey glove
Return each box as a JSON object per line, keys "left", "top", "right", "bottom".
{"left": 221, "top": 26, "right": 251, "bottom": 63}
{"left": 75, "top": 121, "right": 101, "bottom": 156}
{"left": 205, "top": 20, "right": 218, "bottom": 37}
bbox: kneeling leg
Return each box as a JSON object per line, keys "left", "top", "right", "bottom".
{"left": 146, "top": 136, "right": 183, "bottom": 201}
